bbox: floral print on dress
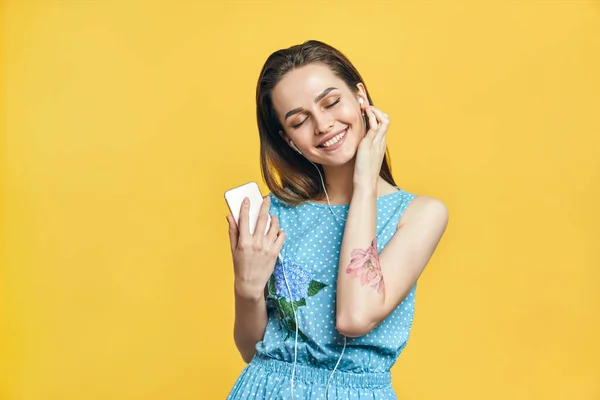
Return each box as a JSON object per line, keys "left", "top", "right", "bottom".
{"left": 267, "top": 257, "right": 326, "bottom": 341}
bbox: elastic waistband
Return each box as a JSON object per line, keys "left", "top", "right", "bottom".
{"left": 250, "top": 354, "right": 391, "bottom": 388}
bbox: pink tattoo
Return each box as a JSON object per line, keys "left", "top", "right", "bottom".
{"left": 345, "top": 238, "right": 385, "bottom": 294}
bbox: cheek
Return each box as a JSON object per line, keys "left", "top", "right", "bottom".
{"left": 336, "top": 104, "right": 360, "bottom": 123}
{"left": 336, "top": 104, "right": 366, "bottom": 140}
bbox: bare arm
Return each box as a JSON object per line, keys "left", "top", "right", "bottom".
{"left": 336, "top": 193, "right": 448, "bottom": 337}
{"left": 336, "top": 104, "right": 448, "bottom": 337}
{"left": 335, "top": 186, "right": 379, "bottom": 336}
{"left": 226, "top": 196, "right": 286, "bottom": 362}
{"left": 233, "top": 288, "right": 268, "bottom": 363}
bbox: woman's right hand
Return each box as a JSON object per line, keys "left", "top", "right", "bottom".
{"left": 226, "top": 196, "right": 286, "bottom": 300}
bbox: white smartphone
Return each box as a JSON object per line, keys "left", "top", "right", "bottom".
{"left": 224, "top": 181, "right": 271, "bottom": 235}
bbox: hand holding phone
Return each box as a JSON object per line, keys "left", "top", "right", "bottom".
{"left": 224, "top": 182, "right": 271, "bottom": 234}
{"left": 224, "top": 182, "right": 286, "bottom": 300}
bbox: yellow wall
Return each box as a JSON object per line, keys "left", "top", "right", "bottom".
{"left": 2, "top": 1, "right": 599, "bottom": 399}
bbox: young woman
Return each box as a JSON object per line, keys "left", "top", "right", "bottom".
{"left": 225, "top": 40, "right": 448, "bottom": 399}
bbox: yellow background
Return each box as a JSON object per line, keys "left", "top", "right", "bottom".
{"left": 2, "top": 1, "right": 599, "bottom": 399}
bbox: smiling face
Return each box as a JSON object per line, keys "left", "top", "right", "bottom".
{"left": 272, "top": 63, "right": 368, "bottom": 166}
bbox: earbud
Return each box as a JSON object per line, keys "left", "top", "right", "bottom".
{"left": 358, "top": 97, "right": 367, "bottom": 120}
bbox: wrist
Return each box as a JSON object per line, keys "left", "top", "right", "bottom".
{"left": 352, "top": 183, "right": 377, "bottom": 198}
{"left": 234, "top": 279, "right": 264, "bottom": 302}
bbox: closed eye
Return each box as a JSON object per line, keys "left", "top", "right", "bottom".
{"left": 325, "top": 98, "right": 341, "bottom": 108}
{"left": 290, "top": 98, "right": 341, "bottom": 129}
{"left": 291, "top": 119, "right": 307, "bottom": 129}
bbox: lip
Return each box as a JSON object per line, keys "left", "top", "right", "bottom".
{"left": 317, "top": 128, "right": 348, "bottom": 152}
{"left": 317, "top": 127, "right": 348, "bottom": 147}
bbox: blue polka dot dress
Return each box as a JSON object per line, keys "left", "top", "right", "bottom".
{"left": 227, "top": 188, "right": 418, "bottom": 399}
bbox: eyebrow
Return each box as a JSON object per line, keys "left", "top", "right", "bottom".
{"left": 284, "top": 87, "right": 338, "bottom": 120}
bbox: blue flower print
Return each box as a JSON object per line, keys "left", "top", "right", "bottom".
{"left": 267, "top": 257, "right": 327, "bottom": 341}
{"left": 273, "top": 259, "right": 312, "bottom": 301}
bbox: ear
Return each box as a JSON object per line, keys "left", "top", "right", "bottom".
{"left": 356, "top": 83, "right": 369, "bottom": 106}
{"left": 279, "top": 130, "right": 293, "bottom": 148}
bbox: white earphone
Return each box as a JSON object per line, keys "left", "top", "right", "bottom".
{"left": 285, "top": 137, "right": 348, "bottom": 399}
{"left": 290, "top": 140, "right": 301, "bottom": 154}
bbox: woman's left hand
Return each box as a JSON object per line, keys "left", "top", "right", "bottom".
{"left": 353, "top": 104, "right": 390, "bottom": 192}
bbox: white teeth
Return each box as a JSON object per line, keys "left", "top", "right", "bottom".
{"left": 322, "top": 129, "right": 347, "bottom": 148}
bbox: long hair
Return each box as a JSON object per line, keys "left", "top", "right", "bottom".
{"left": 256, "top": 40, "right": 396, "bottom": 205}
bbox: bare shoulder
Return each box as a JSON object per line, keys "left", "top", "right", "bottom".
{"left": 398, "top": 195, "right": 449, "bottom": 229}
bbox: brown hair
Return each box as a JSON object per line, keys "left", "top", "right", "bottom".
{"left": 256, "top": 40, "right": 396, "bottom": 205}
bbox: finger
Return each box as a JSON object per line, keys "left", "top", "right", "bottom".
{"left": 266, "top": 215, "right": 280, "bottom": 243}
{"left": 272, "top": 229, "right": 287, "bottom": 253}
{"left": 369, "top": 107, "right": 390, "bottom": 139}
{"left": 369, "top": 105, "right": 384, "bottom": 125}
{"left": 226, "top": 215, "right": 239, "bottom": 252}
{"left": 364, "top": 107, "right": 379, "bottom": 139}
{"left": 370, "top": 106, "right": 388, "bottom": 123}
{"left": 238, "top": 197, "right": 251, "bottom": 237}
{"left": 254, "top": 196, "right": 271, "bottom": 241}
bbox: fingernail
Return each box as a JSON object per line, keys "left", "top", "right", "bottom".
{"left": 243, "top": 197, "right": 249, "bottom": 204}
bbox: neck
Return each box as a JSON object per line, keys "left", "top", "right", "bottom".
{"left": 319, "top": 157, "right": 384, "bottom": 205}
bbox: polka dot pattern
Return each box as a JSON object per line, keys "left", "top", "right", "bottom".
{"left": 228, "top": 188, "right": 418, "bottom": 399}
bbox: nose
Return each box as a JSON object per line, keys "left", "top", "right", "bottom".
{"left": 313, "top": 111, "right": 334, "bottom": 135}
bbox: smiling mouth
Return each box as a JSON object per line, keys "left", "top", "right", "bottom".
{"left": 317, "top": 128, "right": 348, "bottom": 148}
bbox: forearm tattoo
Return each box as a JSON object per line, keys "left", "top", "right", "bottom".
{"left": 345, "top": 238, "right": 385, "bottom": 294}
